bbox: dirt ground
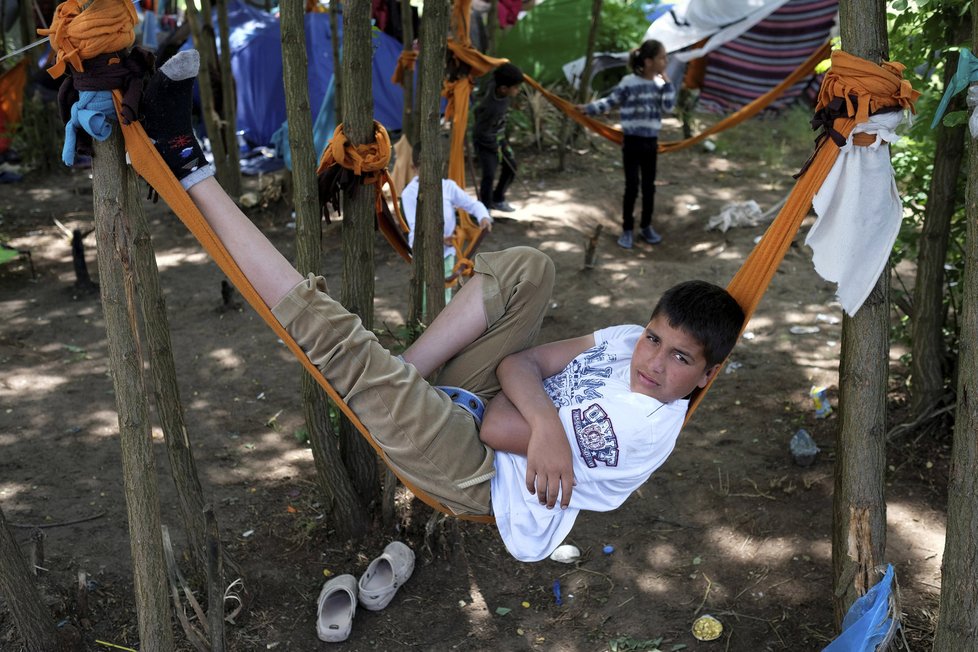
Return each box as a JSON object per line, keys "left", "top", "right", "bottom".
{"left": 0, "top": 112, "right": 949, "bottom": 651}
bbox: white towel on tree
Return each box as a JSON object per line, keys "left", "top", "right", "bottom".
{"left": 807, "top": 110, "right": 907, "bottom": 315}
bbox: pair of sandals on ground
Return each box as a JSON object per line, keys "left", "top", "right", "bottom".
{"left": 316, "top": 541, "right": 416, "bottom": 643}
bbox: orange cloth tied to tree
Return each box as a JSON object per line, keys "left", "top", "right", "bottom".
{"left": 316, "top": 122, "right": 412, "bottom": 262}
{"left": 37, "top": 0, "right": 138, "bottom": 78}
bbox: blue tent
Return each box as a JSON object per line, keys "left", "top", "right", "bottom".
{"left": 196, "top": 2, "right": 405, "bottom": 150}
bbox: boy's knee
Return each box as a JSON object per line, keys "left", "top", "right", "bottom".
{"left": 514, "top": 246, "right": 555, "bottom": 293}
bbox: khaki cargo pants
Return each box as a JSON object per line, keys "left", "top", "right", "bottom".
{"left": 271, "top": 247, "right": 555, "bottom": 515}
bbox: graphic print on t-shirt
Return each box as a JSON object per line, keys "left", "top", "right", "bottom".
{"left": 544, "top": 342, "right": 615, "bottom": 408}
{"left": 572, "top": 403, "right": 620, "bottom": 468}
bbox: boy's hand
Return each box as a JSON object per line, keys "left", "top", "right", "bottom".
{"left": 479, "top": 217, "right": 492, "bottom": 232}
{"left": 525, "top": 423, "right": 574, "bottom": 509}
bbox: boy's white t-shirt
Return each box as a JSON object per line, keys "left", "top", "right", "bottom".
{"left": 490, "top": 325, "right": 688, "bottom": 562}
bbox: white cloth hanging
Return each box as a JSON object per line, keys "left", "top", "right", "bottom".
{"left": 807, "top": 110, "right": 907, "bottom": 315}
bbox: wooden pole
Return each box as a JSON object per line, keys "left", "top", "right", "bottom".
{"left": 91, "top": 128, "right": 175, "bottom": 651}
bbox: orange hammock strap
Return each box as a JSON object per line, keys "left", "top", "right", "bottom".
{"left": 683, "top": 49, "right": 919, "bottom": 424}
{"left": 113, "top": 93, "right": 491, "bottom": 523}
{"left": 658, "top": 41, "right": 834, "bottom": 154}
{"left": 37, "top": 0, "right": 138, "bottom": 78}
{"left": 317, "top": 122, "right": 413, "bottom": 263}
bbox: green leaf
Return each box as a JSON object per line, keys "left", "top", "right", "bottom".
{"left": 495, "top": 607, "right": 511, "bottom": 616}
{"left": 941, "top": 110, "right": 969, "bottom": 128}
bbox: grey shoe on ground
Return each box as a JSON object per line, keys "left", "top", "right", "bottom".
{"left": 617, "top": 230, "right": 634, "bottom": 249}
{"left": 640, "top": 226, "right": 662, "bottom": 244}
{"left": 316, "top": 574, "right": 358, "bottom": 642}
{"left": 491, "top": 201, "right": 516, "bottom": 212}
{"left": 358, "top": 541, "right": 415, "bottom": 611}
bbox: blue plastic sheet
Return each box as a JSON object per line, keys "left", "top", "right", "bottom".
{"left": 823, "top": 564, "right": 896, "bottom": 652}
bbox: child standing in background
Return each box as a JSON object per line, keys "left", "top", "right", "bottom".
{"left": 472, "top": 63, "right": 524, "bottom": 213}
{"left": 401, "top": 144, "right": 493, "bottom": 303}
{"left": 580, "top": 40, "right": 675, "bottom": 249}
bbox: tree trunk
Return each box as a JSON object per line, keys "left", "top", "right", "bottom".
{"left": 486, "top": 0, "right": 499, "bottom": 56}
{"left": 280, "top": 0, "right": 369, "bottom": 540}
{"left": 0, "top": 506, "right": 61, "bottom": 651}
{"left": 339, "top": 0, "right": 381, "bottom": 507}
{"left": 411, "top": 0, "right": 449, "bottom": 327}
{"left": 184, "top": 0, "right": 237, "bottom": 197}
{"left": 399, "top": 0, "right": 416, "bottom": 145}
{"left": 329, "top": 2, "right": 343, "bottom": 123}
{"left": 91, "top": 131, "right": 174, "bottom": 651}
{"left": 933, "top": 5, "right": 978, "bottom": 647}
{"left": 557, "top": 0, "right": 601, "bottom": 171}
{"left": 214, "top": 0, "right": 242, "bottom": 198}
{"left": 17, "top": 0, "right": 35, "bottom": 67}
{"left": 128, "top": 161, "right": 214, "bottom": 582}
{"left": 910, "top": 46, "right": 966, "bottom": 418}
{"left": 830, "top": 0, "right": 889, "bottom": 627}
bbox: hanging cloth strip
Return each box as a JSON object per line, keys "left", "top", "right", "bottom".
{"left": 316, "top": 121, "right": 412, "bottom": 263}
{"left": 390, "top": 49, "right": 418, "bottom": 86}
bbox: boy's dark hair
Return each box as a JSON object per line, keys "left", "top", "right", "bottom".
{"left": 493, "top": 62, "right": 524, "bottom": 88}
{"left": 629, "top": 39, "right": 665, "bottom": 75}
{"left": 650, "top": 280, "right": 744, "bottom": 366}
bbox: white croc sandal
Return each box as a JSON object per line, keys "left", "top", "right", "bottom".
{"left": 316, "top": 574, "right": 358, "bottom": 642}
{"left": 358, "top": 541, "right": 415, "bottom": 611}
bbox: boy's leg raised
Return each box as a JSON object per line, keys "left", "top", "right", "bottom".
{"left": 434, "top": 246, "right": 554, "bottom": 400}
{"left": 143, "top": 52, "right": 494, "bottom": 515}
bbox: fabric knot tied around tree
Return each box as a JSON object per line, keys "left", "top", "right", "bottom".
{"left": 37, "top": 0, "right": 139, "bottom": 79}
{"left": 316, "top": 122, "right": 412, "bottom": 262}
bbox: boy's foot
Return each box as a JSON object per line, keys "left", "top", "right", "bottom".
{"left": 491, "top": 201, "right": 516, "bottom": 212}
{"left": 141, "top": 50, "right": 214, "bottom": 190}
{"left": 617, "top": 230, "right": 633, "bottom": 249}
{"left": 640, "top": 226, "right": 662, "bottom": 245}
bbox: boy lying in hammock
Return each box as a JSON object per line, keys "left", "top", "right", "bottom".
{"left": 142, "top": 51, "right": 744, "bottom": 562}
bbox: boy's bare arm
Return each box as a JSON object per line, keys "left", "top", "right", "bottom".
{"left": 496, "top": 334, "right": 595, "bottom": 509}
{"left": 481, "top": 392, "right": 531, "bottom": 454}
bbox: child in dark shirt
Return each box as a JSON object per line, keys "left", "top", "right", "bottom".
{"left": 472, "top": 62, "right": 523, "bottom": 213}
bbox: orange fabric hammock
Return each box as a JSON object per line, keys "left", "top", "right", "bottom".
{"left": 658, "top": 41, "right": 832, "bottom": 154}
{"left": 54, "top": 0, "right": 916, "bottom": 522}
{"left": 447, "top": 39, "right": 832, "bottom": 152}
{"left": 113, "top": 94, "right": 492, "bottom": 524}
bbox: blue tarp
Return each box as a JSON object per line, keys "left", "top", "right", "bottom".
{"left": 190, "top": 2, "right": 405, "bottom": 149}
{"left": 823, "top": 564, "right": 898, "bottom": 652}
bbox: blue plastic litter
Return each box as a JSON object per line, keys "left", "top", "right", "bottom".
{"left": 823, "top": 564, "right": 897, "bottom": 652}
{"left": 553, "top": 579, "right": 562, "bottom": 606}
{"left": 603, "top": 545, "right": 614, "bottom": 555}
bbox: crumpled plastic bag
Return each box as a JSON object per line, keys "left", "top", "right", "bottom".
{"left": 968, "top": 86, "right": 978, "bottom": 138}
{"left": 707, "top": 200, "right": 763, "bottom": 232}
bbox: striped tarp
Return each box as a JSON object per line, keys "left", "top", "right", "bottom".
{"left": 698, "top": 0, "right": 838, "bottom": 113}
